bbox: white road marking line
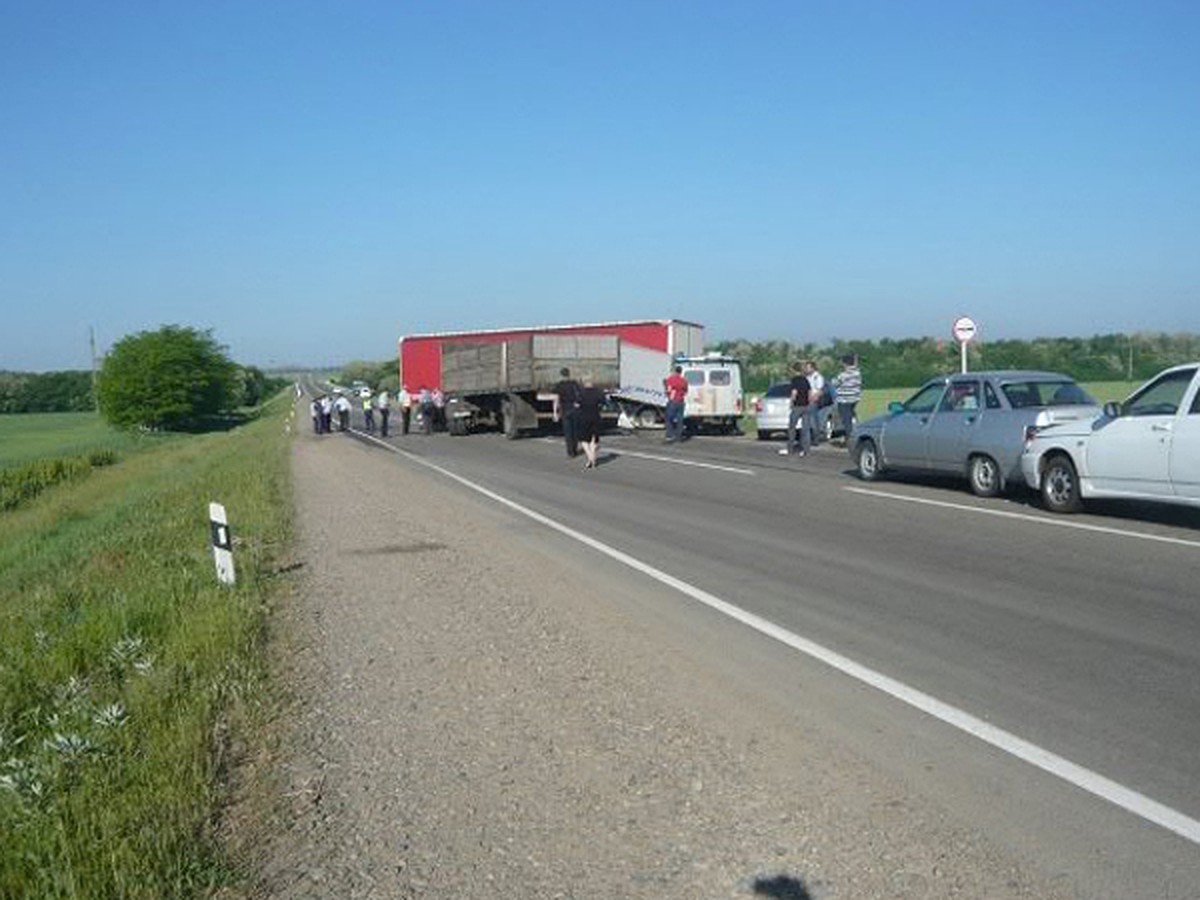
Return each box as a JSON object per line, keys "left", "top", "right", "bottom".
{"left": 845, "top": 486, "right": 1200, "bottom": 550}
{"left": 538, "top": 437, "right": 754, "bottom": 475}
{"left": 353, "top": 429, "right": 1200, "bottom": 845}
{"left": 608, "top": 448, "right": 754, "bottom": 475}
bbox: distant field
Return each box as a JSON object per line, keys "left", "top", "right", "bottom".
{"left": 0, "top": 412, "right": 150, "bottom": 468}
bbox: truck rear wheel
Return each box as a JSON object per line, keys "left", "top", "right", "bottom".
{"left": 636, "top": 406, "right": 660, "bottom": 428}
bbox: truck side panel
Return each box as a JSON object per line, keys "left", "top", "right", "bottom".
{"left": 531, "top": 334, "right": 619, "bottom": 389}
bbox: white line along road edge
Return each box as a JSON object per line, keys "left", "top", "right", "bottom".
{"left": 356, "top": 430, "right": 1200, "bottom": 846}
{"left": 845, "top": 486, "right": 1200, "bottom": 551}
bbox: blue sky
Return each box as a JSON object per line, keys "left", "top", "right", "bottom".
{"left": 2, "top": 1, "right": 1197, "bottom": 371}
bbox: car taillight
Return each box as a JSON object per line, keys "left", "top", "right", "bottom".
{"left": 1023, "top": 425, "right": 1039, "bottom": 447}
{"left": 754, "top": 398, "right": 762, "bottom": 414}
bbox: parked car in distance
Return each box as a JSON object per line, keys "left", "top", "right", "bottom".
{"left": 852, "top": 371, "right": 1099, "bottom": 497}
{"left": 754, "top": 382, "right": 849, "bottom": 442}
{"left": 1021, "top": 363, "right": 1200, "bottom": 513}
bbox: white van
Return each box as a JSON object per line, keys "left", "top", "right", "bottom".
{"left": 678, "top": 355, "right": 744, "bottom": 434}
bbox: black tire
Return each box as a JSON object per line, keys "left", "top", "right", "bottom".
{"left": 757, "top": 429, "right": 770, "bottom": 441}
{"left": 856, "top": 439, "right": 883, "bottom": 482}
{"left": 448, "top": 416, "right": 467, "bottom": 436}
{"left": 968, "top": 454, "right": 1003, "bottom": 498}
{"left": 1041, "top": 454, "right": 1083, "bottom": 513}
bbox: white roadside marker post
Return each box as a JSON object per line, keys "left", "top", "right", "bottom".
{"left": 209, "top": 502, "right": 236, "bottom": 586}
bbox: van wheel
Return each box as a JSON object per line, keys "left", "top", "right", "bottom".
{"left": 1041, "top": 454, "right": 1083, "bottom": 513}
{"left": 757, "top": 429, "right": 770, "bottom": 441}
{"left": 968, "top": 455, "right": 1002, "bottom": 498}
{"left": 856, "top": 440, "right": 883, "bottom": 482}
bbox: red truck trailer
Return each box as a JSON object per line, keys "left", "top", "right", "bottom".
{"left": 398, "top": 320, "right": 709, "bottom": 437}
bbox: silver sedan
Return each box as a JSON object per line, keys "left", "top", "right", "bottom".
{"left": 852, "top": 371, "right": 1098, "bottom": 497}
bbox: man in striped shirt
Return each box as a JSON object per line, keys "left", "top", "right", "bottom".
{"left": 833, "top": 355, "right": 862, "bottom": 443}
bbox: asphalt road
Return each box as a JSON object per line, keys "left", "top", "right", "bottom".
{"left": 310, "top": 398, "right": 1200, "bottom": 897}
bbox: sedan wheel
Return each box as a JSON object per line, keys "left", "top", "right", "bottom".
{"left": 968, "top": 455, "right": 1002, "bottom": 498}
{"left": 1041, "top": 454, "right": 1083, "bottom": 513}
{"left": 856, "top": 440, "right": 882, "bottom": 482}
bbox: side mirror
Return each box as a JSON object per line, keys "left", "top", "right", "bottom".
{"left": 887, "top": 401, "right": 905, "bottom": 415}
{"left": 1103, "top": 401, "right": 1123, "bottom": 418}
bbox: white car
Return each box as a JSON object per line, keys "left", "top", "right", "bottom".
{"left": 1021, "top": 363, "right": 1200, "bottom": 512}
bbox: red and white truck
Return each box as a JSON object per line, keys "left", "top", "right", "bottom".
{"left": 397, "top": 319, "right": 743, "bottom": 438}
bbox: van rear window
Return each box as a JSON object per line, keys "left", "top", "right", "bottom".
{"left": 708, "top": 370, "right": 732, "bottom": 386}
{"left": 684, "top": 370, "right": 705, "bottom": 386}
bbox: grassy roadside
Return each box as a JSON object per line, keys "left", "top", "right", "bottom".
{"left": 0, "top": 397, "right": 294, "bottom": 898}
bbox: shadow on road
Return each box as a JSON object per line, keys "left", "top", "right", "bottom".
{"left": 752, "top": 873, "right": 814, "bottom": 899}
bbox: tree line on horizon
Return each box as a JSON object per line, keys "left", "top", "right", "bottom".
{"left": 2, "top": 326, "right": 288, "bottom": 423}
{"left": 712, "top": 331, "right": 1200, "bottom": 392}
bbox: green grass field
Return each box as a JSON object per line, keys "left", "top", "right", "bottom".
{"left": 0, "top": 398, "right": 293, "bottom": 898}
{"left": 0, "top": 411, "right": 152, "bottom": 469}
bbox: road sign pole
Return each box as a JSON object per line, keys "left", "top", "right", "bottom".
{"left": 209, "top": 502, "right": 236, "bottom": 586}
{"left": 952, "top": 316, "right": 978, "bottom": 375}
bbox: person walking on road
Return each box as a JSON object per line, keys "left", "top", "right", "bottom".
{"left": 803, "top": 360, "right": 825, "bottom": 448}
{"left": 577, "top": 379, "right": 605, "bottom": 470}
{"left": 832, "top": 355, "right": 862, "bottom": 444}
{"left": 432, "top": 388, "right": 446, "bottom": 432}
{"left": 377, "top": 389, "right": 391, "bottom": 437}
{"left": 319, "top": 394, "right": 333, "bottom": 434}
{"left": 780, "top": 362, "right": 812, "bottom": 457}
{"left": 398, "top": 387, "right": 411, "bottom": 434}
{"left": 663, "top": 365, "right": 688, "bottom": 443}
{"left": 335, "top": 393, "right": 352, "bottom": 432}
{"left": 553, "top": 367, "right": 583, "bottom": 458}
{"left": 362, "top": 393, "right": 376, "bottom": 433}
{"left": 310, "top": 397, "right": 321, "bottom": 434}
{"left": 417, "top": 387, "right": 433, "bottom": 434}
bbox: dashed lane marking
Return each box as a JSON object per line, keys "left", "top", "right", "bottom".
{"left": 537, "top": 437, "right": 755, "bottom": 475}
{"left": 845, "top": 486, "right": 1200, "bottom": 551}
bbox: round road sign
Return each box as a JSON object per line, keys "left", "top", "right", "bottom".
{"left": 952, "top": 316, "right": 978, "bottom": 344}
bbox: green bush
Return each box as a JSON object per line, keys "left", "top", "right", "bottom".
{"left": 97, "top": 326, "right": 239, "bottom": 431}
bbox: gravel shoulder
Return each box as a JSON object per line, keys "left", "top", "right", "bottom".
{"left": 242, "top": 427, "right": 1078, "bottom": 899}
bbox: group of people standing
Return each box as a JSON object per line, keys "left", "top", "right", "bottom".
{"left": 552, "top": 367, "right": 606, "bottom": 469}
{"left": 310, "top": 393, "right": 354, "bottom": 434}
{"left": 780, "top": 355, "right": 862, "bottom": 457}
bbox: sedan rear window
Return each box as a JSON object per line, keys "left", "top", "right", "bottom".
{"left": 1001, "top": 381, "right": 1094, "bottom": 409}
{"left": 765, "top": 383, "right": 793, "bottom": 398}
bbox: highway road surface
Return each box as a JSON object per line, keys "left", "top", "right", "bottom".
{"left": 283, "top": 397, "right": 1200, "bottom": 898}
